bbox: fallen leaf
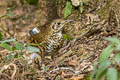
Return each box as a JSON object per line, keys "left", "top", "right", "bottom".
{"left": 70, "top": 75, "right": 84, "bottom": 80}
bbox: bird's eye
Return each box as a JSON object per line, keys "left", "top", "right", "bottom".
{"left": 57, "top": 22, "right": 61, "bottom": 25}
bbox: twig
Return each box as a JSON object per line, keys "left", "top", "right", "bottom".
{"left": 0, "top": 63, "right": 17, "bottom": 79}
{"left": 0, "top": 26, "right": 13, "bottom": 37}
{"left": 56, "top": 50, "right": 73, "bottom": 64}
{"left": 0, "top": 73, "right": 11, "bottom": 80}
{"left": 49, "top": 67, "right": 74, "bottom": 73}
{"left": 0, "top": 14, "right": 7, "bottom": 19}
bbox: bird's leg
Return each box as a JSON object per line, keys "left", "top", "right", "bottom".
{"left": 51, "top": 52, "right": 58, "bottom": 68}
{"left": 38, "top": 46, "right": 46, "bottom": 70}
{"left": 40, "top": 52, "right": 46, "bottom": 71}
{"left": 41, "top": 52, "right": 45, "bottom": 64}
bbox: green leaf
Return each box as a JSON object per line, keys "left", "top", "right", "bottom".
{"left": 114, "top": 53, "right": 120, "bottom": 64}
{"left": 80, "top": 0, "right": 83, "bottom": 6}
{"left": 44, "top": 66, "right": 50, "bottom": 72}
{"left": 116, "top": 44, "right": 120, "bottom": 50}
{"left": 26, "top": 46, "right": 40, "bottom": 52}
{"left": 12, "top": 46, "right": 17, "bottom": 51}
{"left": 7, "top": 54, "right": 14, "bottom": 60}
{"left": 0, "top": 32, "right": 2, "bottom": 40}
{"left": 90, "top": 62, "right": 98, "bottom": 80}
{"left": 118, "top": 72, "right": 120, "bottom": 80}
{"left": 107, "top": 68, "right": 118, "bottom": 80}
{"left": 15, "top": 42, "right": 24, "bottom": 50}
{"left": 63, "top": 34, "right": 72, "bottom": 40}
{"left": 6, "top": 8, "right": 11, "bottom": 11}
{"left": 96, "top": 60, "right": 111, "bottom": 80}
{"left": 7, "top": 12, "right": 16, "bottom": 17}
{"left": 27, "top": 43, "right": 40, "bottom": 46}
{"left": 79, "top": 7, "right": 84, "bottom": 13}
{"left": 100, "top": 44, "right": 114, "bottom": 64}
{"left": 0, "top": 38, "right": 16, "bottom": 43}
{"left": 98, "top": 74, "right": 106, "bottom": 80}
{"left": 79, "top": 0, "right": 84, "bottom": 13}
{"left": 106, "top": 37, "right": 120, "bottom": 44}
{"left": 0, "top": 43, "right": 12, "bottom": 50}
{"left": 64, "top": 1, "right": 72, "bottom": 18}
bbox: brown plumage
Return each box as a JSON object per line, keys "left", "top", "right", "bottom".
{"left": 29, "top": 19, "right": 72, "bottom": 62}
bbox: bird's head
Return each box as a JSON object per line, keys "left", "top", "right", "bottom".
{"left": 50, "top": 19, "right": 73, "bottom": 33}
{"left": 29, "top": 19, "right": 73, "bottom": 36}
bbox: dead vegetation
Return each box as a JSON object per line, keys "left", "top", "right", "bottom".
{"left": 0, "top": 0, "right": 120, "bottom": 80}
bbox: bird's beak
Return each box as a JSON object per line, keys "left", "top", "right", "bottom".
{"left": 65, "top": 20, "right": 73, "bottom": 23}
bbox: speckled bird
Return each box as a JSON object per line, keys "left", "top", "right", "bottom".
{"left": 29, "top": 19, "right": 72, "bottom": 60}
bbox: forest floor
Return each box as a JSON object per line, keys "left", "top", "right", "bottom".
{"left": 0, "top": 0, "right": 120, "bottom": 80}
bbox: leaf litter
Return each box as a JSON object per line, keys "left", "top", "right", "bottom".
{"left": 0, "top": 0, "right": 120, "bottom": 80}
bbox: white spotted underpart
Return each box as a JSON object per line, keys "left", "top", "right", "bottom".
{"left": 46, "top": 31, "right": 62, "bottom": 53}
{"left": 56, "top": 31, "right": 62, "bottom": 39}
{"left": 46, "top": 39, "right": 55, "bottom": 52}
{"left": 32, "top": 27, "right": 40, "bottom": 34}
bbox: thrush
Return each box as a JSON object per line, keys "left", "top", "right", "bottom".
{"left": 29, "top": 19, "right": 73, "bottom": 63}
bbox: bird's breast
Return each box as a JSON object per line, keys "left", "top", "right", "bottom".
{"left": 44, "top": 32, "right": 63, "bottom": 53}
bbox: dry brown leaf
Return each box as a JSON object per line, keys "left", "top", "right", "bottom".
{"left": 61, "top": 71, "right": 66, "bottom": 78}
{"left": 0, "top": 49, "right": 9, "bottom": 53}
{"left": 56, "top": 50, "right": 73, "bottom": 64}
{"left": 73, "top": 21, "right": 80, "bottom": 31}
{"left": 61, "top": 71, "right": 73, "bottom": 79}
{"left": 70, "top": 75, "right": 84, "bottom": 80}
{"left": 86, "top": 14, "right": 100, "bottom": 24}
{"left": 68, "top": 55, "right": 78, "bottom": 67}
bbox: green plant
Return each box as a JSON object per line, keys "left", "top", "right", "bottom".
{"left": 79, "top": 0, "right": 84, "bottom": 13}
{"left": 64, "top": 0, "right": 89, "bottom": 18}
{"left": 0, "top": 36, "right": 40, "bottom": 60}
{"left": 64, "top": 1, "right": 72, "bottom": 18}
{"left": 79, "top": 0, "right": 89, "bottom": 13}
{"left": 0, "top": 38, "right": 40, "bottom": 52}
{"left": 0, "top": 8, "right": 16, "bottom": 19}
{"left": 0, "top": 32, "right": 2, "bottom": 40}
{"left": 90, "top": 37, "right": 120, "bottom": 80}
{"left": 63, "top": 34, "right": 72, "bottom": 40}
